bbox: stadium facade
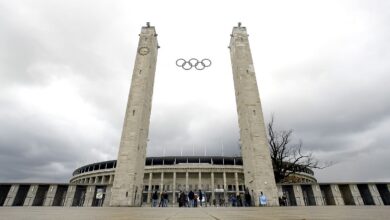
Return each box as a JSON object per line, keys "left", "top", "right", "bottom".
{"left": 0, "top": 158, "right": 389, "bottom": 206}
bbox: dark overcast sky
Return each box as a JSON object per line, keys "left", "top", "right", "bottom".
{"left": 0, "top": 0, "right": 389, "bottom": 183}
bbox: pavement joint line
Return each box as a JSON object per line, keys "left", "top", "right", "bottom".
{"left": 204, "top": 211, "right": 221, "bottom": 220}
{"left": 165, "top": 210, "right": 180, "bottom": 220}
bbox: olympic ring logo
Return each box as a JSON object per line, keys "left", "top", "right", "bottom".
{"left": 176, "top": 58, "right": 212, "bottom": 70}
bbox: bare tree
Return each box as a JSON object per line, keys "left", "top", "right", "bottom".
{"left": 267, "top": 116, "right": 328, "bottom": 183}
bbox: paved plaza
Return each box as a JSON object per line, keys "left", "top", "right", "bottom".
{"left": 0, "top": 206, "right": 389, "bottom": 220}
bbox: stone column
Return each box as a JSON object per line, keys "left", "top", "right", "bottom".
{"left": 103, "top": 185, "right": 112, "bottom": 207}
{"left": 4, "top": 184, "right": 19, "bottom": 206}
{"left": 172, "top": 172, "right": 176, "bottom": 205}
{"left": 277, "top": 185, "right": 283, "bottom": 198}
{"left": 64, "top": 185, "right": 76, "bottom": 207}
{"left": 160, "top": 172, "right": 164, "bottom": 201}
{"left": 349, "top": 184, "right": 364, "bottom": 205}
{"left": 110, "top": 23, "right": 159, "bottom": 207}
{"left": 198, "top": 172, "right": 202, "bottom": 190}
{"left": 44, "top": 185, "right": 58, "bottom": 206}
{"left": 223, "top": 172, "right": 227, "bottom": 202}
{"left": 234, "top": 172, "right": 239, "bottom": 195}
{"left": 211, "top": 172, "right": 215, "bottom": 203}
{"left": 311, "top": 184, "right": 324, "bottom": 206}
{"left": 229, "top": 23, "right": 278, "bottom": 206}
{"left": 293, "top": 185, "right": 304, "bottom": 206}
{"left": 368, "top": 184, "right": 383, "bottom": 205}
{"left": 147, "top": 173, "right": 153, "bottom": 204}
{"left": 83, "top": 185, "right": 96, "bottom": 207}
{"left": 185, "top": 172, "right": 189, "bottom": 191}
{"left": 23, "top": 184, "right": 38, "bottom": 206}
{"left": 330, "top": 184, "right": 344, "bottom": 205}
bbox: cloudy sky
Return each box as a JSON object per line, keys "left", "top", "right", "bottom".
{"left": 0, "top": 0, "right": 389, "bottom": 183}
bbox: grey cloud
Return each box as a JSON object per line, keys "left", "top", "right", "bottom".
{"left": 0, "top": 90, "right": 120, "bottom": 182}
{"left": 148, "top": 104, "right": 240, "bottom": 157}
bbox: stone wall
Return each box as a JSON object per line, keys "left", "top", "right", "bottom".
{"left": 1, "top": 182, "right": 389, "bottom": 207}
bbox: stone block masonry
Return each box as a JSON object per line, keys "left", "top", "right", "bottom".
{"left": 229, "top": 24, "right": 279, "bottom": 206}
{"left": 110, "top": 24, "right": 158, "bottom": 206}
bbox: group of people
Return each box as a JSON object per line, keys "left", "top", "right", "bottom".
{"left": 228, "top": 190, "right": 252, "bottom": 207}
{"left": 178, "top": 189, "right": 204, "bottom": 207}
{"left": 229, "top": 190, "right": 267, "bottom": 207}
{"left": 151, "top": 190, "right": 169, "bottom": 207}
{"left": 152, "top": 189, "right": 206, "bottom": 208}
{"left": 151, "top": 189, "right": 269, "bottom": 207}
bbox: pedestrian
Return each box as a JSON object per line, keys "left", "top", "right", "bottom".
{"left": 152, "top": 190, "right": 158, "bottom": 207}
{"left": 194, "top": 193, "right": 198, "bottom": 207}
{"left": 188, "top": 190, "right": 194, "bottom": 207}
{"left": 219, "top": 196, "right": 224, "bottom": 207}
{"left": 231, "top": 194, "right": 237, "bottom": 207}
{"left": 198, "top": 189, "right": 203, "bottom": 207}
{"left": 282, "top": 193, "right": 288, "bottom": 206}
{"left": 185, "top": 191, "right": 189, "bottom": 207}
{"left": 163, "top": 191, "right": 169, "bottom": 207}
{"left": 244, "top": 189, "right": 251, "bottom": 207}
{"left": 279, "top": 197, "right": 283, "bottom": 206}
{"left": 177, "top": 191, "right": 182, "bottom": 207}
{"left": 179, "top": 191, "right": 186, "bottom": 207}
{"left": 259, "top": 192, "right": 267, "bottom": 207}
{"left": 236, "top": 194, "right": 242, "bottom": 207}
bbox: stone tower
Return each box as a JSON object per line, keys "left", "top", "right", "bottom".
{"left": 110, "top": 23, "right": 158, "bottom": 206}
{"left": 229, "top": 24, "right": 279, "bottom": 206}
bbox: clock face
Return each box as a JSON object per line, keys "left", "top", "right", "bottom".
{"left": 138, "top": 47, "right": 149, "bottom": 55}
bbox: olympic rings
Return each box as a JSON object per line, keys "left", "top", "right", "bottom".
{"left": 176, "top": 58, "right": 212, "bottom": 70}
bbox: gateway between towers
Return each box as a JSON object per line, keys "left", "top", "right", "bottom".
{"left": 110, "top": 23, "right": 278, "bottom": 206}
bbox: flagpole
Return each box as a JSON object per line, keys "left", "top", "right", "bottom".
{"left": 221, "top": 141, "right": 224, "bottom": 157}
